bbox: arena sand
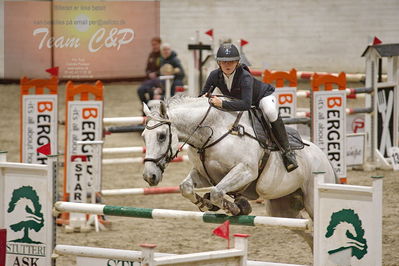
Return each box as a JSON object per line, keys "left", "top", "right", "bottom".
{"left": 0, "top": 81, "right": 397, "bottom": 265}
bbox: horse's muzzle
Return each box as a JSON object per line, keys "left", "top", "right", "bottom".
{"left": 143, "top": 173, "right": 158, "bottom": 186}
{"left": 143, "top": 163, "right": 162, "bottom": 186}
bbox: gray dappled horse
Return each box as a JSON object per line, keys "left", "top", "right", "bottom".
{"left": 142, "top": 95, "right": 336, "bottom": 248}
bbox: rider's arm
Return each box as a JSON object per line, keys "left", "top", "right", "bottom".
{"left": 221, "top": 76, "right": 253, "bottom": 111}
{"left": 199, "top": 70, "right": 217, "bottom": 96}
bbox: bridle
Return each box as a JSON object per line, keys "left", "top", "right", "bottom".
{"left": 143, "top": 103, "right": 213, "bottom": 174}
{"left": 143, "top": 120, "right": 176, "bottom": 173}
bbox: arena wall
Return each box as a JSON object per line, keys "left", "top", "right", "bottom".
{"left": 159, "top": 0, "right": 399, "bottom": 73}
{"left": 1, "top": 0, "right": 398, "bottom": 79}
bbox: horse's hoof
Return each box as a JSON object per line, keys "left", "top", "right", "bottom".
{"left": 203, "top": 193, "right": 221, "bottom": 212}
{"left": 223, "top": 200, "right": 241, "bottom": 216}
{"left": 235, "top": 197, "right": 252, "bottom": 215}
{"left": 289, "top": 189, "right": 304, "bottom": 211}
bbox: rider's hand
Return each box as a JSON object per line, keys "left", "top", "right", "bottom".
{"left": 154, "top": 87, "right": 163, "bottom": 95}
{"left": 210, "top": 96, "right": 223, "bottom": 108}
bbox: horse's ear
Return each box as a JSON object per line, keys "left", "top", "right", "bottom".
{"left": 160, "top": 101, "right": 168, "bottom": 119}
{"left": 143, "top": 103, "right": 152, "bottom": 118}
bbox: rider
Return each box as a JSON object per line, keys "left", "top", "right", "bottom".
{"left": 199, "top": 43, "right": 298, "bottom": 172}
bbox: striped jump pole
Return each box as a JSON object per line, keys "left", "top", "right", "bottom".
{"left": 54, "top": 245, "right": 144, "bottom": 262}
{"left": 250, "top": 69, "right": 386, "bottom": 82}
{"left": 104, "top": 125, "right": 145, "bottom": 134}
{"left": 296, "top": 86, "right": 372, "bottom": 99}
{"left": 103, "top": 116, "right": 146, "bottom": 125}
{"left": 102, "top": 155, "right": 189, "bottom": 165}
{"left": 296, "top": 106, "right": 373, "bottom": 118}
{"left": 54, "top": 202, "right": 310, "bottom": 230}
{"left": 101, "top": 186, "right": 212, "bottom": 197}
{"left": 250, "top": 68, "right": 388, "bottom": 83}
{"left": 101, "top": 186, "right": 180, "bottom": 196}
{"left": 103, "top": 145, "right": 189, "bottom": 155}
{"left": 296, "top": 71, "right": 369, "bottom": 82}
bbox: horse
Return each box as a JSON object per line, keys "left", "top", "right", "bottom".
{"left": 141, "top": 95, "right": 336, "bottom": 248}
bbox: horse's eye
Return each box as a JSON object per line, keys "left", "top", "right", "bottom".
{"left": 158, "top": 133, "right": 167, "bottom": 142}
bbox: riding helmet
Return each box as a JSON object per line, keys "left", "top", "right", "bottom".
{"left": 216, "top": 43, "right": 240, "bottom": 61}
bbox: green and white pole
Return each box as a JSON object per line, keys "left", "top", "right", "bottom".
{"left": 54, "top": 202, "right": 309, "bottom": 230}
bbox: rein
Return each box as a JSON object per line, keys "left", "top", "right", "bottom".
{"left": 143, "top": 120, "right": 174, "bottom": 173}
{"left": 143, "top": 104, "right": 213, "bottom": 173}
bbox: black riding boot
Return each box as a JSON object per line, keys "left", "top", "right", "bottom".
{"left": 271, "top": 116, "right": 298, "bottom": 172}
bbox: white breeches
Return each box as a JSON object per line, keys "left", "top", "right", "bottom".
{"left": 259, "top": 95, "right": 278, "bottom": 122}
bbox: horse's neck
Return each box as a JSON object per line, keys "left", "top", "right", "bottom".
{"left": 169, "top": 103, "right": 225, "bottom": 147}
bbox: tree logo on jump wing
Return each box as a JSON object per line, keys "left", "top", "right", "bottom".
{"left": 325, "top": 209, "right": 368, "bottom": 264}
{"left": 7, "top": 186, "right": 44, "bottom": 244}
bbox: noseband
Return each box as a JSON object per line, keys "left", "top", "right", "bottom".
{"left": 143, "top": 120, "right": 176, "bottom": 173}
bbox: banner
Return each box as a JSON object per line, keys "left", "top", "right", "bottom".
{"left": 346, "top": 133, "right": 365, "bottom": 166}
{"left": 312, "top": 91, "right": 347, "bottom": 178}
{"left": 0, "top": 162, "right": 55, "bottom": 266}
{"left": 67, "top": 101, "right": 103, "bottom": 193}
{"left": 21, "top": 95, "right": 58, "bottom": 164}
{"left": 5, "top": 1, "right": 160, "bottom": 79}
{"left": 273, "top": 86, "right": 297, "bottom": 129}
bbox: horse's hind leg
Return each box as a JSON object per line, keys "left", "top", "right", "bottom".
{"left": 265, "top": 191, "right": 313, "bottom": 250}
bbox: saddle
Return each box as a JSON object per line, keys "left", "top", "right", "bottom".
{"left": 233, "top": 108, "right": 305, "bottom": 151}
{"left": 228, "top": 108, "right": 305, "bottom": 200}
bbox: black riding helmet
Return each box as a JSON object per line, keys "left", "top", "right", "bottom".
{"left": 216, "top": 43, "right": 240, "bottom": 61}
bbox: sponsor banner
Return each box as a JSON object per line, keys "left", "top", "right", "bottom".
{"left": 347, "top": 114, "right": 365, "bottom": 134}
{"left": 315, "top": 178, "right": 382, "bottom": 266}
{"left": 346, "top": 133, "right": 365, "bottom": 166}
{"left": 0, "top": 163, "right": 55, "bottom": 266}
{"left": 69, "top": 160, "right": 88, "bottom": 203}
{"left": 77, "top": 256, "right": 140, "bottom": 266}
{"left": 312, "top": 91, "right": 346, "bottom": 178}
{"left": 376, "top": 87, "right": 396, "bottom": 157}
{"left": 5, "top": 1, "right": 160, "bottom": 79}
{"left": 274, "top": 87, "right": 297, "bottom": 128}
{"left": 67, "top": 101, "right": 103, "bottom": 193}
{"left": 69, "top": 157, "right": 88, "bottom": 228}
{"left": 21, "top": 95, "right": 57, "bottom": 164}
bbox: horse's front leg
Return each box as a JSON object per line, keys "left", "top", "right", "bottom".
{"left": 180, "top": 168, "right": 216, "bottom": 211}
{"left": 210, "top": 162, "right": 257, "bottom": 215}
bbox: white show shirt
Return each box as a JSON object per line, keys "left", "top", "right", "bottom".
{"left": 223, "top": 70, "right": 236, "bottom": 92}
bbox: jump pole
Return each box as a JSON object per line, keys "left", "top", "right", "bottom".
{"left": 103, "top": 116, "right": 146, "bottom": 125}
{"left": 103, "top": 145, "right": 189, "bottom": 155}
{"left": 101, "top": 186, "right": 180, "bottom": 196}
{"left": 102, "top": 155, "right": 189, "bottom": 165}
{"left": 251, "top": 68, "right": 387, "bottom": 82}
{"left": 54, "top": 201, "right": 310, "bottom": 231}
{"left": 296, "top": 86, "right": 372, "bottom": 99}
{"left": 101, "top": 186, "right": 212, "bottom": 197}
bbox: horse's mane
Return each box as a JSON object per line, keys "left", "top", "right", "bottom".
{"left": 147, "top": 95, "right": 208, "bottom": 119}
{"left": 150, "top": 95, "right": 239, "bottom": 123}
{"left": 166, "top": 94, "right": 208, "bottom": 109}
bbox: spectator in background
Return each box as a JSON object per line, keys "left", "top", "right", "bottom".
{"left": 137, "top": 37, "right": 162, "bottom": 105}
{"left": 157, "top": 43, "right": 185, "bottom": 97}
